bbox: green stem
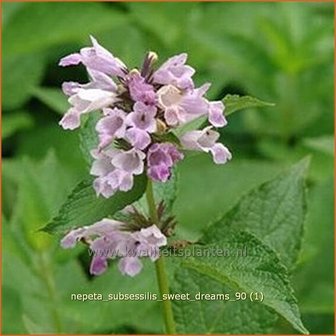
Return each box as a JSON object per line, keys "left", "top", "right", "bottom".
{"left": 146, "top": 179, "right": 176, "bottom": 335}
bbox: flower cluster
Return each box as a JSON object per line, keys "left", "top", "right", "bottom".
{"left": 59, "top": 36, "right": 231, "bottom": 198}
{"left": 61, "top": 219, "right": 167, "bottom": 277}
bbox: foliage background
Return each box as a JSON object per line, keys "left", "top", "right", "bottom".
{"left": 2, "top": 1, "right": 334, "bottom": 334}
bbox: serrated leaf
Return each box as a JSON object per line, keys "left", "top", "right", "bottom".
{"left": 173, "top": 268, "right": 277, "bottom": 334}
{"left": 42, "top": 174, "right": 147, "bottom": 234}
{"left": 174, "top": 229, "right": 308, "bottom": 334}
{"left": 79, "top": 113, "right": 100, "bottom": 165}
{"left": 32, "top": 87, "right": 68, "bottom": 115}
{"left": 202, "top": 158, "right": 309, "bottom": 269}
{"left": 223, "top": 94, "right": 274, "bottom": 116}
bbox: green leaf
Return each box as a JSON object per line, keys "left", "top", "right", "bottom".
{"left": 42, "top": 174, "right": 148, "bottom": 234}
{"left": 173, "top": 268, "right": 277, "bottom": 334}
{"left": 2, "top": 112, "right": 34, "bottom": 139}
{"left": 174, "top": 229, "right": 308, "bottom": 334}
{"left": 32, "top": 87, "right": 68, "bottom": 115}
{"left": 202, "top": 158, "right": 309, "bottom": 269}
{"left": 79, "top": 113, "right": 100, "bottom": 165}
{"left": 223, "top": 94, "right": 275, "bottom": 116}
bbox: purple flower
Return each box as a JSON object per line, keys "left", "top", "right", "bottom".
{"left": 89, "top": 236, "right": 123, "bottom": 275}
{"left": 59, "top": 36, "right": 127, "bottom": 77}
{"left": 180, "top": 126, "right": 232, "bottom": 164}
{"left": 133, "top": 225, "right": 167, "bottom": 261}
{"left": 112, "top": 148, "right": 146, "bottom": 175}
{"left": 208, "top": 101, "right": 227, "bottom": 127}
{"left": 60, "top": 218, "right": 123, "bottom": 248}
{"left": 125, "top": 128, "right": 151, "bottom": 151}
{"left": 157, "top": 84, "right": 209, "bottom": 126}
{"left": 61, "top": 218, "right": 128, "bottom": 275}
{"left": 147, "top": 143, "right": 184, "bottom": 182}
{"left": 61, "top": 219, "right": 167, "bottom": 277}
{"left": 62, "top": 69, "right": 117, "bottom": 96}
{"left": 157, "top": 83, "right": 227, "bottom": 128}
{"left": 90, "top": 149, "right": 132, "bottom": 197}
{"left": 59, "top": 88, "right": 117, "bottom": 130}
{"left": 153, "top": 53, "right": 195, "bottom": 90}
{"left": 90, "top": 149, "right": 137, "bottom": 197}
{"left": 126, "top": 102, "right": 157, "bottom": 131}
{"left": 125, "top": 102, "right": 157, "bottom": 150}
{"left": 90, "top": 149, "right": 117, "bottom": 198}
{"left": 59, "top": 39, "right": 232, "bottom": 198}
{"left": 96, "top": 108, "right": 127, "bottom": 148}
{"left": 118, "top": 257, "right": 143, "bottom": 277}
{"left": 127, "top": 71, "right": 157, "bottom": 105}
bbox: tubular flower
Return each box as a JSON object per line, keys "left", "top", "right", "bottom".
{"left": 59, "top": 36, "right": 231, "bottom": 196}
{"left": 61, "top": 218, "right": 167, "bottom": 277}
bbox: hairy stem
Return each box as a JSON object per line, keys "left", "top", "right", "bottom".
{"left": 146, "top": 179, "right": 176, "bottom": 334}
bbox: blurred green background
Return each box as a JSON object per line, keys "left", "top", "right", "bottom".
{"left": 2, "top": 1, "right": 334, "bottom": 334}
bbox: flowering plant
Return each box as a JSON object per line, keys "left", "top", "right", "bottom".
{"left": 42, "top": 36, "right": 309, "bottom": 335}
{"left": 57, "top": 36, "right": 233, "bottom": 279}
